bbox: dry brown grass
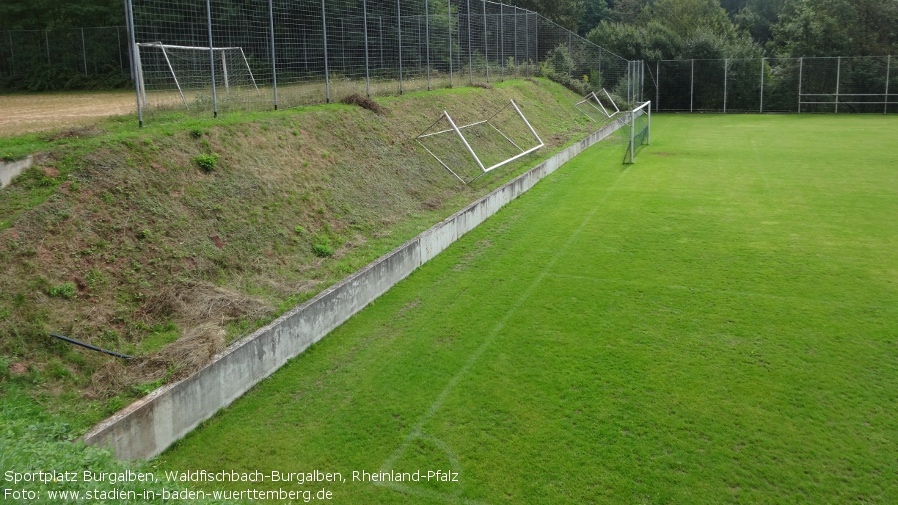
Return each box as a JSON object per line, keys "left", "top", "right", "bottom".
{"left": 140, "top": 280, "right": 272, "bottom": 327}
{"left": 0, "top": 92, "right": 136, "bottom": 137}
{"left": 90, "top": 323, "right": 226, "bottom": 397}
{"left": 339, "top": 93, "right": 387, "bottom": 115}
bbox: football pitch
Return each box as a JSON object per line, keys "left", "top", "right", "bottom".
{"left": 158, "top": 114, "right": 898, "bottom": 504}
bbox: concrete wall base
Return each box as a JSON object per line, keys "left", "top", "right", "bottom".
{"left": 83, "top": 117, "right": 628, "bottom": 460}
{"left": 0, "top": 155, "right": 33, "bottom": 188}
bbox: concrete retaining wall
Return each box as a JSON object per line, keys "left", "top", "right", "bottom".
{"left": 0, "top": 155, "right": 33, "bottom": 188}
{"left": 83, "top": 117, "right": 628, "bottom": 460}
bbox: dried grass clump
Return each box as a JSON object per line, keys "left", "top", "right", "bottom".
{"left": 90, "top": 323, "right": 226, "bottom": 398}
{"left": 340, "top": 93, "right": 386, "bottom": 115}
{"left": 140, "top": 280, "right": 272, "bottom": 327}
{"left": 472, "top": 82, "right": 493, "bottom": 89}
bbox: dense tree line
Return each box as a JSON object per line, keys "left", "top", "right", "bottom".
{"left": 2, "top": 0, "right": 896, "bottom": 58}
{"left": 507, "top": 0, "right": 898, "bottom": 59}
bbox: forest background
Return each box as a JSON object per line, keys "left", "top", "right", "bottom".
{"left": 2, "top": 0, "right": 897, "bottom": 61}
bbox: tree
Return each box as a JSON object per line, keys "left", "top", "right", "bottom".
{"left": 769, "top": 0, "right": 854, "bottom": 57}
{"left": 0, "top": 0, "right": 123, "bottom": 30}
{"left": 504, "top": 0, "right": 585, "bottom": 32}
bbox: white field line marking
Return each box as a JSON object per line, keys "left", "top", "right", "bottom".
{"left": 378, "top": 160, "right": 632, "bottom": 501}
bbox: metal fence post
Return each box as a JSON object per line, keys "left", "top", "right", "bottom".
{"left": 524, "top": 11, "right": 529, "bottom": 77}
{"left": 690, "top": 59, "right": 694, "bottom": 112}
{"left": 268, "top": 0, "right": 278, "bottom": 109}
{"left": 760, "top": 57, "right": 764, "bottom": 113}
{"left": 124, "top": 0, "right": 142, "bottom": 127}
{"left": 425, "top": 0, "right": 430, "bottom": 90}
{"left": 363, "top": 0, "right": 371, "bottom": 96}
{"left": 656, "top": 60, "right": 660, "bottom": 110}
{"left": 397, "top": 0, "right": 403, "bottom": 94}
{"left": 798, "top": 57, "right": 803, "bottom": 112}
{"left": 45, "top": 30, "right": 51, "bottom": 66}
{"left": 886, "top": 55, "right": 891, "bottom": 114}
{"left": 723, "top": 58, "right": 727, "bottom": 113}
{"left": 483, "top": 0, "right": 488, "bottom": 82}
{"left": 448, "top": 0, "right": 453, "bottom": 87}
{"left": 7, "top": 31, "right": 13, "bottom": 76}
{"left": 499, "top": 4, "right": 504, "bottom": 78}
{"left": 466, "top": 0, "right": 473, "bottom": 84}
{"left": 116, "top": 27, "right": 124, "bottom": 74}
{"left": 835, "top": 56, "right": 841, "bottom": 113}
{"left": 206, "top": 0, "right": 218, "bottom": 117}
{"left": 321, "top": 0, "right": 330, "bottom": 103}
{"left": 81, "top": 28, "right": 88, "bottom": 75}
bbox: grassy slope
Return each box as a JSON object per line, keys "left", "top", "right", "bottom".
{"left": 0, "top": 79, "right": 595, "bottom": 431}
{"left": 158, "top": 114, "right": 898, "bottom": 504}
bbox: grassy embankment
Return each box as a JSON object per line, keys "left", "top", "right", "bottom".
{"left": 0, "top": 79, "right": 599, "bottom": 495}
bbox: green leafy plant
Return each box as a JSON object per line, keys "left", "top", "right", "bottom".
{"left": 47, "top": 282, "right": 76, "bottom": 299}
{"left": 193, "top": 153, "right": 219, "bottom": 172}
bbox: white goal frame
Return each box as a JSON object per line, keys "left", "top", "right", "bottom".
{"left": 575, "top": 88, "right": 621, "bottom": 121}
{"left": 415, "top": 99, "right": 545, "bottom": 184}
{"left": 626, "top": 100, "right": 651, "bottom": 164}
{"left": 134, "top": 42, "right": 260, "bottom": 110}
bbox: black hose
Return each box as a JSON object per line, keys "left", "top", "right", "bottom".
{"left": 48, "top": 333, "right": 133, "bottom": 360}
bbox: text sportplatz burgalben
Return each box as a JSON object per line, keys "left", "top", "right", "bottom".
{"left": 4, "top": 468, "right": 459, "bottom": 501}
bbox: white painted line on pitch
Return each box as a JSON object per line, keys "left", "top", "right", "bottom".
{"left": 378, "top": 156, "right": 633, "bottom": 500}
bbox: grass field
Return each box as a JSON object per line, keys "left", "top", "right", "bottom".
{"left": 156, "top": 114, "right": 898, "bottom": 504}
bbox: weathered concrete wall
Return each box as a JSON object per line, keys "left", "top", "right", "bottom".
{"left": 83, "top": 117, "right": 628, "bottom": 460}
{"left": 0, "top": 155, "right": 33, "bottom": 188}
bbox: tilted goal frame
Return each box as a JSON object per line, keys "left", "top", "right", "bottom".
{"left": 416, "top": 99, "right": 545, "bottom": 184}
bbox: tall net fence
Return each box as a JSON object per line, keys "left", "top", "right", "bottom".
{"left": 120, "top": 0, "right": 631, "bottom": 124}
{"left": 646, "top": 56, "right": 896, "bottom": 113}
{"left": 0, "top": 27, "right": 131, "bottom": 87}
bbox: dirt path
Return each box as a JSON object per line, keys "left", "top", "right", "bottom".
{"left": 0, "top": 91, "right": 137, "bottom": 137}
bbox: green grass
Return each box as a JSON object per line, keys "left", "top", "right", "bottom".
{"left": 155, "top": 114, "right": 898, "bottom": 504}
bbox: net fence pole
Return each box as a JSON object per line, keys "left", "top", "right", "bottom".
{"left": 7, "top": 31, "right": 13, "bottom": 76}
{"left": 483, "top": 0, "right": 488, "bottom": 82}
{"left": 448, "top": 0, "right": 453, "bottom": 87}
{"left": 798, "top": 57, "right": 803, "bottom": 112}
{"left": 205, "top": 0, "right": 218, "bottom": 118}
{"left": 117, "top": 27, "right": 124, "bottom": 75}
{"left": 397, "top": 0, "right": 403, "bottom": 94}
{"left": 467, "top": 0, "right": 473, "bottom": 85}
{"left": 321, "top": 0, "right": 330, "bottom": 103}
{"left": 690, "top": 59, "right": 694, "bottom": 112}
{"left": 760, "top": 57, "right": 764, "bottom": 113}
{"left": 647, "top": 100, "right": 651, "bottom": 145}
{"left": 886, "top": 55, "right": 891, "bottom": 114}
{"left": 524, "top": 11, "right": 529, "bottom": 77}
{"left": 363, "top": 0, "right": 371, "bottom": 97}
{"left": 499, "top": 4, "right": 504, "bottom": 78}
{"left": 656, "top": 60, "right": 660, "bottom": 109}
{"left": 45, "top": 30, "right": 50, "bottom": 67}
{"left": 81, "top": 28, "right": 88, "bottom": 75}
{"left": 513, "top": 8, "right": 518, "bottom": 74}
{"left": 124, "top": 0, "right": 142, "bottom": 127}
{"left": 835, "top": 56, "right": 841, "bottom": 113}
{"left": 425, "top": 0, "right": 430, "bottom": 90}
{"left": 723, "top": 58, "right": 728, "bottom": 113}
{"left": 268, "top": 0, "right": 278, "bottom": 109}
{"left": 629, "top": 108, "right": 635, "bottom": 163}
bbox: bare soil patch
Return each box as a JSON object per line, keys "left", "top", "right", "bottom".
{"left": 0, "top": 92, "right": 136, "bottom": 137}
